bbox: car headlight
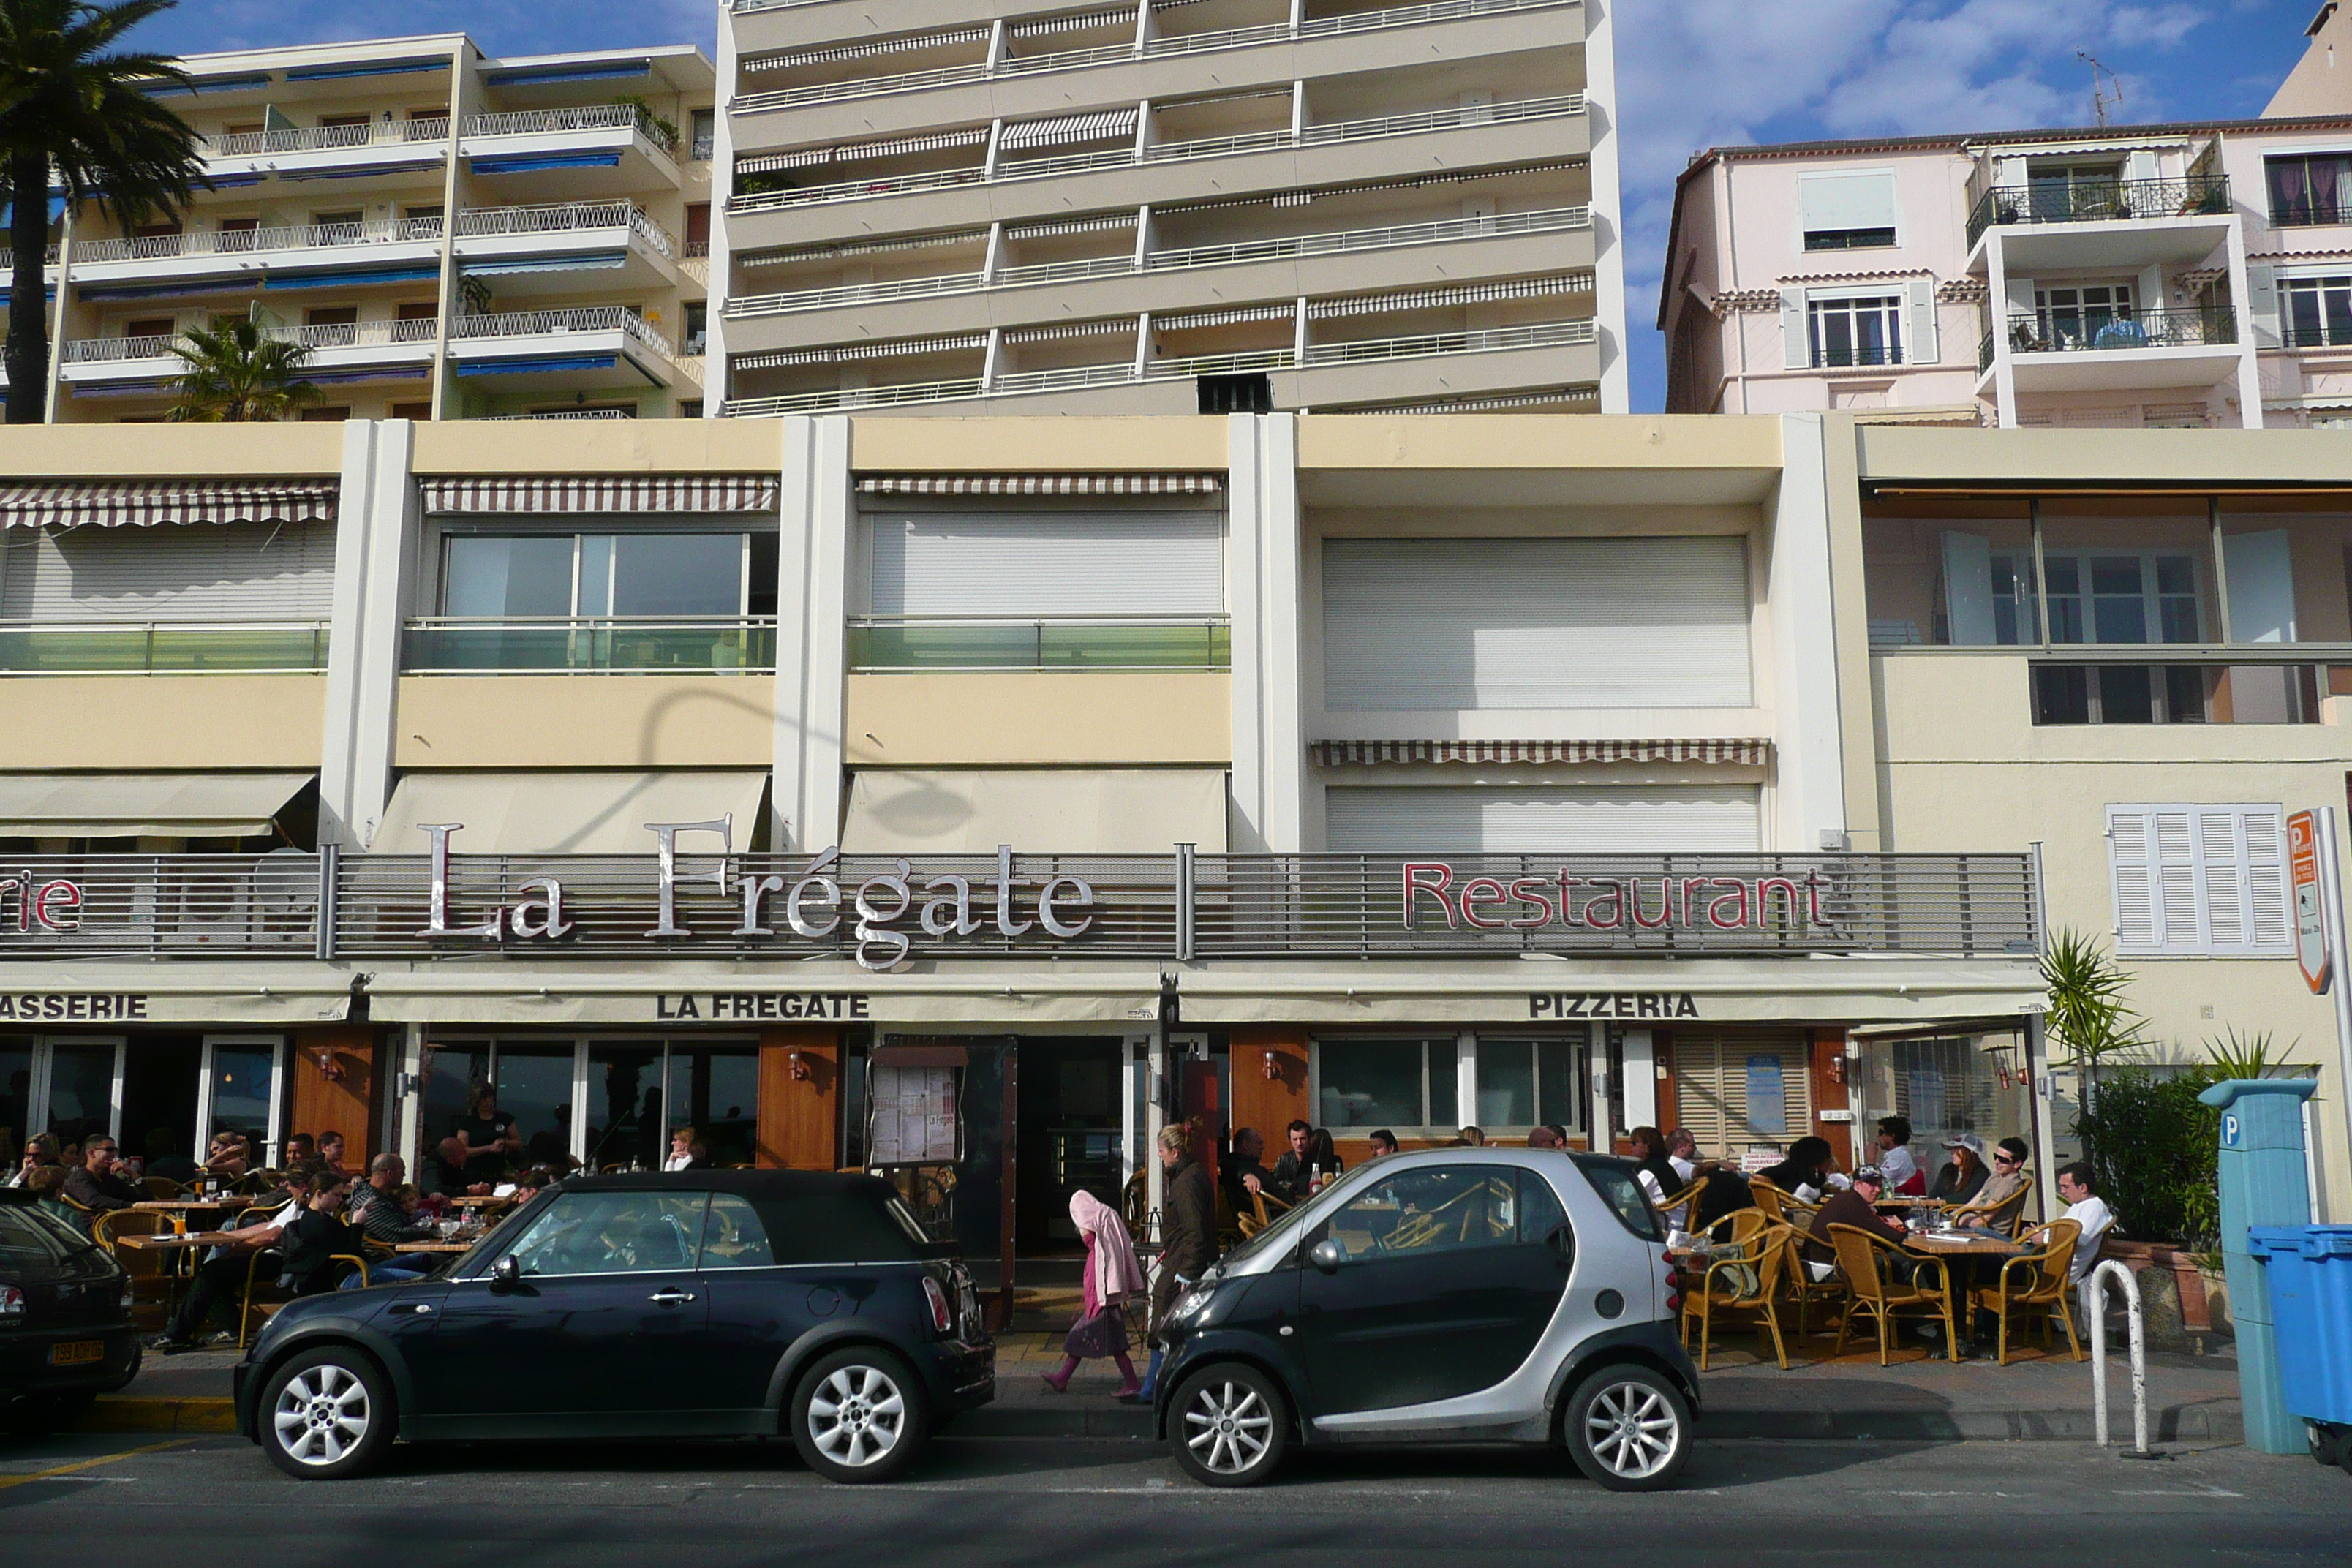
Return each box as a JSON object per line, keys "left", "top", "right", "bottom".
{"left": 1172, "top": 1289, "right": 1210, "bottom": 1319}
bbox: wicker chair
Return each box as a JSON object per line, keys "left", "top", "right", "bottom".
{"left": 1656, "top": 1180, "right": 1705, "bottom": 1231}
{"left": 1748, "top": 1178, "right": 1793, "bottom": 1221}
{"left": 1681, "top": 1219, "right": 1795, "bottom": 1370}
{"left": 1237, "top": 1188, "right": 1291, "bottom": 1240}
{"left": 1827, "top": 1222, "right": 1959, "bottom": 1365}
{"left": 239, "top": 1250, "right": 372, "bottom": 1349}
{"left": 1972, "top": 1219, "right": 2084, "bottom": 1365}
{"left": 95, "top": 1210, "right": 178, "bottom": 1310}
{"left": 1705, "top": 1207, "right": 1771, "bottom": 1248}
{"left": 1779, "top": 1218, "right": 1850, "bottom": 1338}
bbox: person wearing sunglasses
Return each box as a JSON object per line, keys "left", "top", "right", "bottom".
{"left": 1953, "top": 1137, "right": 2032, "bottom": 1232}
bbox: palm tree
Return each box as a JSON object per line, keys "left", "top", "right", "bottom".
{"left": 1, "top": 0, "right": 207, "bottom": 423}
{"left": 164, "top": 317, "right": 323, "bottom": 421}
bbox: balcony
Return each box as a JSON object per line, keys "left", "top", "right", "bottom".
{"left": 2029, "top": 653, "right": 2326, "bottom": 726}
{"left": 847, "top": 617, "right": 1231, "bottom": 671}
{"left": 450, "top": 201, "right": 681, "bottom": 294}
{"left": 1967, "top": 174, "right": 2232, "bottom": 248}
{"left": 57, "top": 319, "right": 437, "bottom": 389}
{"left": 202, "top": 118, "right": 449, "bottom": 184}
{"left": 459, "top": 105, "right": 681, "bottom": 194}
{"left": 445, "top": 307, "right": 676, "bottom": 390}
{"left": 0, "top": 622, "right": 330, "bottom": 674}
{"left": 404, "top": 617, "right": 777, "bottom": 674}
{"left": 1978, "top": 307, "right": 2241, "bottom": 396}
{"left": 69, "top": 216, "right": 445, "bottom": 291}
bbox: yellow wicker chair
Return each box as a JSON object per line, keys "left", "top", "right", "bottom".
{"left": 239, "top": 1251, "right": 372, "bottom": 1349}
{"left": 1827, "top": 1222, "right": 1959, "bottom": 1365}
{"left": 1972, "top": 1219, "right": 2084, "bottom": 1365}
{"left": 1780, "top": 1218, "right": 1850, "bottom": 1338}
{"left": 1681, "top": 1220, "right": 1795, "bottom": 1370}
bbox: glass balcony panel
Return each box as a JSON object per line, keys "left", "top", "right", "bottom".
{"left": 0, "top": 624, "right": 327, "bottom": 673}
{"left": 2041, "top": 499, "right": 2215, "bottom": 646}
{"left": 2217, "top": 498, "right": 2352, "bottom": 644}
{"left": 1859, "top": 497, "right": 2035, "bottom": 648}
{"left": 848, "top": 619, "right": 1231, "bottom": 670}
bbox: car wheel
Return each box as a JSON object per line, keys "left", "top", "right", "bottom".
{"left": 791, "top": 1347, "right": 929, "bottom": 1484}
{"left": 102, "top": 1340, "right": 143, "bottom": 1394}
{"left": 261, "top": 1348, "right": 396, "bottom": 1480}
{"left": 1564, "top": 1364, "right": 1692, "bottom": 1492}
{"left": 1170, "top": 1365, "right": 1288, "bottom": 1488}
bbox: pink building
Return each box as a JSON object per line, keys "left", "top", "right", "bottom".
{"left": 1660, "top": 107, "right": 2352, "bottom": 429}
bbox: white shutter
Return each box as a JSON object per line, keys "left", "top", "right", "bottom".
{"left": 865, "top": 509, "right": 1224, "bottom": 617}
{"left": 2200, "top": 810, "right": 2249, "bottom": 950}
{"left": 1940, "top": 531, "right": 1994, "bottom": 644}
{"left": 2005, "top": 276, "right": 2036, "bottom": 320}
{"left": 1798, "top": 172, "right": 1897, "bottom": 236}
{"left": 1669, "top": 1032, "right": 1811, "bottom": 1158}
{"left": 0, "top": 520, "right": 336, "bottom": 622}
{"left": 2152, "top": 809, "right": 2202, "bottom": 953}
{"left": 2240, "top": 807, "right": 2292, "bottom": 954}
{"left": 2111, "top": 802, "right": 2295, "bottom": 957}
{"left": 2223, "top": 529, "right": 2297, "bottom": 642}
{"left": 2123, "top": 148, "right": 2160, "bottom": 185}
{"left": 1324, "top": 785, "right": 1761, "bottom": 854}
{"left": 1781, "top": 288, "right": 1809, "bottom": 369}
{"left": 2247, "top": 264, "right": 2282, "bottom": 349}
{"left": 2109, "top": 808, "right": 2157, "bottom": 950}
{"left": 1907, "top": 276, "right": 1941, "bottom": 364}
{"left": 1320, "top": 536, "right": 1753, "bottom": 711}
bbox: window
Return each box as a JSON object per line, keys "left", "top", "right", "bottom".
{"left": 390, "top": 401, "right": 433, "bottom": 420}
{"left": 1798, "top": 170, "right": 1896, "bottom": 250}
{"left": 1575, "top": 1157, "right": 1662, "bottom": 1241}
{"left": 440, "top": 531, "right": 772, "bottom": 618}
{"left": 685, "top": 203, "right": 711, "bottom": 256}
{"left": 866, "top": 509, "right": 1224, "bottom": 619}
{"left": 698, "top": 1194, "right": 774, "bottom": 1268}
{"left": 312, "top": 210, "right": 363, "bottom": 243}
{"left": 2268, "top": 152, "right": 2352, "bottom": 226}
{"left": 2283, "top": 275, "right": 2352, "bottom": 347}
{"left": 1808, "top": 295, "right": 1904, "bottom": 367}
{"left": 1474, "top": 1039, "right": 1582, "bottom": 1131}
{"left": 683, "top": 301, "right": 707, "bottom": 356}
{"left": 1315, "top": 1038, "right": 1457, "bottom": 1132}
{"left": 2027, "top": 162, "right": 2125, "bottom": 222}
{"left": 1324, "top": 785, "right": 1762, "bottom": 855}
{"left": 691, "top": 108, "right": 716, "bottom": 162}
{"left": 1311, "top": 1166, "right": 1516, "bottom": 1259}
{"left": 2108, "top": 804, "right": 2293, "bottom": 957}
{"left": 298, "top": 407, "right": 350, "bottom": 422}
{"left": 2033, "top": 284, "right": 2134, "bottom": 348}
{"left": 505, "top": 1191, "right": 708, "bottom": 1277}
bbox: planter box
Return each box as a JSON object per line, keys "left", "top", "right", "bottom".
{"left": 2098, "top": 1237, "right": 2214, "bottom": 1335}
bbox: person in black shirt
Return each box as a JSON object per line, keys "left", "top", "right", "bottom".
{"left": 435, "top": 1087, "right": 520, "bottom": 1194}
{"left": 1220, "top": 1126, "right": 1275, "bottom": 1211}
{"left": 1265, "top": 1120, "right": 1316, "bottom": 1204}
{"left": 62, "top": 1137, "right": 144, "bottom": 1226}
{"left": 279, "top": 1180, "right": 366, "bottom": 1295}
{"left": 1927, "top": 1134, "right": 1991, "bottom": 1205}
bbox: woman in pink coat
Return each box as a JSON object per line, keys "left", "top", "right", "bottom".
{"left": 1041, "top": 1188, "right": 1145, "bottom": 1397}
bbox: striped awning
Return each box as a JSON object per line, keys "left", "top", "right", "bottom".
{"left": 734, "top": 333, "right": 986, "bottom": 370}
{"left": 418, "top": 475, "right": 781, "bottom": 514}
{"left": 1009, "top": 7, "right": 1132, "bottom": 37}
{"left": 1000, "top": 318, "right": 1135, "bottom": 344}
{"left": 736, "top": 126, "right": 989, "bottom": 176}
{"left": 1005, "top": 212, "right": 1137, "bottom": 240}
{"left": 745, "top": 26, "right": 990, "bottom": 72}
{"left": 0, "top": 479, "right": 339, "bottom": 529}
{"left": 1000, "top": 108, "right": 1137, "bottom": 151}
{"left": 856, "top": 472, "right": 1224, "bottom": 496}
{"left": 1158, "top": 301, "right": 1296, "bottom": 331}
{"left": 1309, "top": 739, "right": 1772, "bottom": 767}
{"left": 1309, "top": 274, "right": 1594, "bottom": 320}
{"left": 743, "top": 228, "right": 987, "bottom": 268}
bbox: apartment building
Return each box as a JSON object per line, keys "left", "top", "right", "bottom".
{"left": 707, "top": 0, "right": 1626, "bottom": 419}
{"left": 1659, "top": 108, "right": 2352, "bottom": 431}
{"left": 37, "top": 34, "right": 715, "bottom": 424}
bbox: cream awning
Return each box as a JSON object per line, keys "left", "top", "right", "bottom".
{"left": 854, "top": 472, "right": 1221, "bottom": 496}
{"left": 371, "top": 770, "right": 771, "bottom": 854}
{"left": 363, "top": 963, "right": 1165, "bottom": 1026}
{"left": 0, "top": 772, "right": 313, "bottom": 839}
{"left": 416, "top": 475, "right": 780, "bottom": 515}
{"left": 0, "top": 962, "right": 353, "bottom": 1025}
{"left": 842, "top": 768, "right": 1227, "bottom": 854}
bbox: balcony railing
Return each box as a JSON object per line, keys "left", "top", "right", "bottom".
{"left": 728, "top": 205, "right": 1591, "bottom": 317}
{"left": 61, "top": 333, "right": 179, "bottom": 363}
{"left": 1965, "top": 174, "right": 2231, "bottom": 247}
{"left": 480, "top": 409, "right": 636, "bottom": 420}
{"left": 462, "top": 104, "right": 676, "bottom": 155}
{"left": 728, "top": 93, "right": 1584, "bottom": 213}
{"left": 0, "top": 621, "right": 330, "bottom": 674}
{"left": 61, "top": 319, "right": 436, "bottom": 364}
{"left": 453, "top": 200, "right": 676, "bottom": 257}
{"left": 1812, "top": 344, "right": 1904, "bottom": 369}
{"left": 208, "top": 118, "right": 450, "bottom": 158}
{"left": 848, "top": 617, "right": 1230, "bottom": 671}
{"left": 448, "top": 306, "right": 676, "bottom": 358}
{"left": 74, "top": 215, "right": 444, "bottom": 264}
{"left": 1996, "top": 307, "right": 2236, "bottom": 360}
{"left": 2030, "top": 656, "right": 2326, "bottom": 726}
{"left": 2283, "top": 321, "right": 2352, "bottom": 350}
{"left": 404, "top": 617, "right": 777, "bottom": 673}
{"left": 734, "top": 0, "right": 1568, "bottom": 113}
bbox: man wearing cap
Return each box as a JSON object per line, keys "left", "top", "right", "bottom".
{"left": 1927, "top": 1132, "right": 1991, "bottom": 1205}
{"left": 1803, "top": 1164, "right": 1909, "bottom": 1280}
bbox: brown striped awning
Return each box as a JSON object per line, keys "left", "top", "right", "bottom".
{"left": 1309, "top": 739, "right": 1772, "bottom": 767}
{"left": 0, "top": 480, "right": 339, "bottom": 528}
{"left": 418, "top": 475, "right": 781, "bottom": 513}
{"left": 856, "top": 473, "right": 1224, "bottom": 496}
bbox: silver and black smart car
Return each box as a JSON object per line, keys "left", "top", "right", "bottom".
{"left": 1153, "top": 1147, "right": 1697, "bottom": 1490}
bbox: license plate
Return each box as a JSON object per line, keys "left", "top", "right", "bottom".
{"left": 48, "top": 1340, "right": 104, "bottom": 1368}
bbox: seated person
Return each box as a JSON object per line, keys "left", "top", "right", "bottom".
{"left": 278, "top": 1180, "right": 367, "bottom": 1296}
{"left": 664, "top": 1127, "right": 709, "bottom": 1172}
{"left": 28, "top": 1163, "right": 75, "bottom": 1224}
{"left": 152, "top": 1169, "right": 317, "bottom": 1352}
{"left": 62, "top": 1137, "right": 144, "bottom": 1224}
{"left": 284, "top": 1133, "right": 317, "bottom": 1166}
{"left": 1690, "top": 1166, "right": 1757, "bottom": 1234}
{"left": 1757, "top": 1136, "right": 1847, "bottom": 1205}
{"left": 1266, "top": 1120, "right": 1318, "bottom": 1204}
{"left": 1953, "top": 1137, "right": 2032, "bottom": 1231}
{"left": 1927, "top": 1134, "right": 1991, "bottom": 1205}
{"left": 142, "top": 1128, "right": 199, "bottom": 1184}
{"left": 1804, "top": 1164, "right": 1909, "bottom": 1280}
{"left": 1874, "top": 1116, "right": 1924, "bottom": 1196}
{"left": 7, "top": 1132, "right": 63, "bottom": 1188}
{"left": 1627, "top": 1126, "right": 1682, "bottom": 1209}
{"left": 339, "top": 1155, "right": 442, "bottom": 1288}
{"left": 1365, "top": 1129, "right": 1399, "bottom": 1159}
{"left": 1220, "top": 1127, "right": 1276, "bottom": 1210}
{"left": 2056, "top": 1162, "right": 2115, "bottom": 1284}
{"left": 317, "top": 1131, "right": 351, "bottom": 1180}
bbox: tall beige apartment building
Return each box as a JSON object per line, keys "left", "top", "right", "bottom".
{"left": 709, "top": 0, "right": 1624, "bottom": 417}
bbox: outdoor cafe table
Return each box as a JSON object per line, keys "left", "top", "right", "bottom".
{"left": 1902, "top": 1229, "right": 2027, "bottom": 1357}
{"left": 129, "top": 1199, "right": 238, "bottom": 1233}
{"left": 393, "top": 1241, "right": 477, "bottom": 1254}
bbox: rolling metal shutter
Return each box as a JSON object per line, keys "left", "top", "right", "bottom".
{"left": 1322, "top": 785, "right": 1761, "bottom": 854}
{"left": 867, "top": 510, "right": 1224, "bottom": 617}
{"left": 1321, "top": 536, "right": 1753, "bottom": 710}
{"left": 0, "top": 519, "right": 336, "bottom": 622}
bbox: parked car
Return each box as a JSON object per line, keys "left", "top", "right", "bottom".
{"left": 233, "top": 1171, "right": 993, "bottom": 1481}
{"left": 1152, "top": 1147, "right": 1697, "bottom": 1490}
{"left": 0, "top": 1189, "right": 142, "bottom": 1430}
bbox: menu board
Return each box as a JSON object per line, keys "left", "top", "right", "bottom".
{"left": 870, "top": 1064, "right": 960, "bottom": 1165}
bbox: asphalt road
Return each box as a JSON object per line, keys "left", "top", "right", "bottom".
{"left": 4, "top": 1429, "right": 2348, "bottom": 1565}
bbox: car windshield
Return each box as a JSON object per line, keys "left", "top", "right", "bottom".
{"left": 1573, "top": 1154, "right": 1664, "bottom": 1242}
{"left": 0, "top": 1202, "right": 91, "bottom": 1266}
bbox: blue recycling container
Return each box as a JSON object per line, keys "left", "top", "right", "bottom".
{"left": 2245, "top": 1226, "right": 2352, "bottom": 1428}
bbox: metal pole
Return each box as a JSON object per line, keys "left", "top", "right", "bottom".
{"left": 995, "top": 1039, "right": 1018, "bottom": 1332}
{"left": 2313, "top": 805, "right": 2352, "bottom": 1209}
{"left": 1175, "top": 841, "right": 1196, "bottom": 962}
{"left": 314, "top": 842, "right": 339, "bottom": 962}
{"left": 2087, "top": 1259, "right": 2152, "bottom": 1458}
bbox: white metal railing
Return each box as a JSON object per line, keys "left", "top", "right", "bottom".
{"left": 726, "top": 205, "right": 1591, "bottom": 317}
{"left": 208, "top": 118, "right": 448, "bottom": 157}
{"left": 454, "top": 200, "right": 677, "bottom": 258}
{"left": 448, "top": 306, "right": 676, "bottom": 358}
{"left": 727, "top": 93, "right": 1583, "bottom": 213}
{"left": 480, "top": 408, "right": 636, "bottom": 420}
{"left": 73, "top": 215, "right": 444, "bottom": 265}
{"left": 61, "top": 333, "right": 179, "bottom": 363}
{"left": 720, "top": 317, "right": 1594, "bottom": 415}
{"left": 735, "top": 0, "right": 1567, "bottom": 114}
{"left": 462, "top": 104, "right": 676, "bottom": 154}
{"left": 61, "top": 318, "right": 439, "bottom": 363}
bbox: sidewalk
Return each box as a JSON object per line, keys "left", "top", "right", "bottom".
{"left": 83, "top": 1289, "right": 2245, "bottom": 1445}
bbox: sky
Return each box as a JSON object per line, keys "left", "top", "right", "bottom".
{"left": 128, "top": 0, "right": 2329, "bottom": 411}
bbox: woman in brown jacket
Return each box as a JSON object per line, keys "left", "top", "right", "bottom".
{"left": 1126, "top": 1123, "right": 1217, "bottom": 1404}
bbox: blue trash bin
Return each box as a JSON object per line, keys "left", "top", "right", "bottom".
{"left": 2245, "top": 1226, "right": 2352, "bottom": 1430}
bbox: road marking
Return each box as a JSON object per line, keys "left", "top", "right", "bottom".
{"left": 2117, "top": 1487, "right": 2244, "bottom": 1498}
{"left": 0, "top": 1441, "right": 183, "bottom": 1492}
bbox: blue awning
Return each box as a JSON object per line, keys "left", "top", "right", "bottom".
{"left": 486, "top": 63, "right": 649, "bottom": 86}
{"left": 264, "top": 264, "right": 442, "bottom": 290}
{"left": 456, "top": 353, "right": 617, "bottom": 376}
{"left": 459, "top": 252, "right": 626, "bottom": 277}
{"left": 279, "top": 159, "right": 443, "bottom": 181}
{"left": 202, "top": 173, "right": 265, "bottom": 189}
{"left": 286, "top": 59, "right": 449, "bottom": 81}
{"left": 301, "top": 366, "right": 434, "bottom": 385}
{"left": 0, "top": 286, "right": 56, "bottom": 304}
{"left": 470, "top": 153, "right": 622, "bottom": 176}
{"left": 79, "top": 278, "right": 249, "bottom": 302}
{"left": 143, "top": 73, "right": 271, "bottom": 96}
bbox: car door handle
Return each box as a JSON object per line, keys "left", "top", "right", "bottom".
{"left": 649, "top": 1289, "right": 697, "bottom": 1305}
{"left": 389, "top": 1303, "right": 434, "bottom": 1316}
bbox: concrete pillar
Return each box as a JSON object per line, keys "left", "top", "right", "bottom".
{"left": 317, "top": 418, "right": 417, "bottom": 849}
{"left": 772, "top": 415, "right": 851, "bottom": 851}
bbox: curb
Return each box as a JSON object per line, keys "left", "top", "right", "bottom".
{"left": 84, "top": 1395, "right": 238, "bottom": 1435}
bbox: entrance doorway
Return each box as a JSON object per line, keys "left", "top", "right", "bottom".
{"left": 1014, "top": 1038, "right": 1126, "bottom": 1255}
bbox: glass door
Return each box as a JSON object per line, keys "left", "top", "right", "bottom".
{"left": 197, "top": 1037, "right": 285, "bottom": 1165}
{"left": 39, "top": 1040, "right": 126, "bottom": 1149}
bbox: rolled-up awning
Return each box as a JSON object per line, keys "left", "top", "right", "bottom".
{"left": 1000, "top": 108, "right": 1137, "bottom": 151}
{"left": 417, "top": 475, "right": 780, "bottom": 513}
{"left": 1309, "top": 739, "right": 1772, "bottom": 767}
{"left": 0, "top": 480, "right": 339, "bottom": 529}
{"left": 371, "top": 769, "right": 771, "bottom": 853}
{"left": 843, "top": 767, "right": 1226, "bottom": 853}
{"left": 855, "top": 472, "right": 1221, "bottom": 496}
{"left": 0, "top": 772, "right": 314, "bottom": 838}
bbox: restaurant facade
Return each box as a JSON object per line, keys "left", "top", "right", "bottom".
{"left": 3, "top": 413, "right": 2346, "bottom": 1264}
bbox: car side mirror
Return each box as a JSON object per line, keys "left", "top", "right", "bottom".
{"left": 489, "top": 1254, "right": 521, "bottom": 1292}
{"left": 1308, "top": 1239, "right": 1344, "bottom": 1273}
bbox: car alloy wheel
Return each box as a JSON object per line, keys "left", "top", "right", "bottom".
{"left": 1172, "top": 1367, "right": 1286, "bottom": 1486}
{"left": 1564, "top": 1364, "right": 1690, "bottom": 1492}
{"left": 808, "top": 1362, "right": 907, "bottom": 1469}
{"left": 274, "top": 1363, "right": 374, "bottom": 1469}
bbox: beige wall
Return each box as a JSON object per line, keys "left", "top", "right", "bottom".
{"left": 846, "top": 417, "right": 1230, "bottom": 472}
{"left": 394, "top": 676, "right": 777, "bottom": 768}
{"left": 0, "top": 676, "right": 325, "bottom": 769}
{"left": 0, "top": 423, "right": 344, "bottom": 477}
{"left": 410, "top": 420, "right": 784, "bottom": 472}
{"left": 843, "top": 672, "right": 1230, "bottom": 767}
